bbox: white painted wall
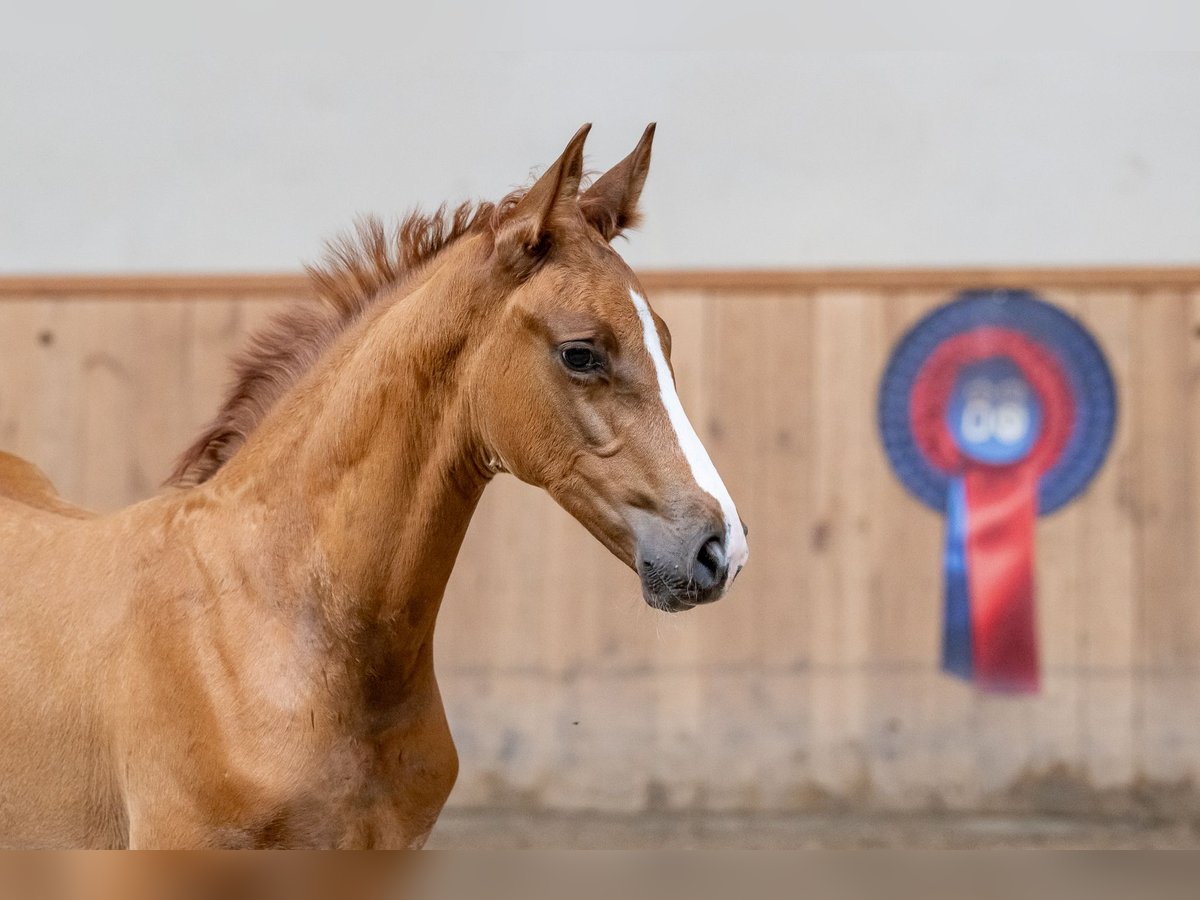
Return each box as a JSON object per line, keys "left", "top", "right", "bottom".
{"left": 2, "top": 9, "right": 1198, "bottom": 271}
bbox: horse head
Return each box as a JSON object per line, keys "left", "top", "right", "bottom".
{"left": 469, "top": 124, "right": 749, "bottom": 611}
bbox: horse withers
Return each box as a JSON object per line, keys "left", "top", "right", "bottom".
{"left": 0, "top": 124, "right": 748, "bottom": 848}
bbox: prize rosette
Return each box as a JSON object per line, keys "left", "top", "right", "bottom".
{"left": 878, "top": 290, "right": 1116, "bottom": 693}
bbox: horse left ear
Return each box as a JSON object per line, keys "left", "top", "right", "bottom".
{"left": 495, "top": 124, "right": 591, "bottom": 272}
{"left": 580, "top": 122, "right": 655, "bottom": 241}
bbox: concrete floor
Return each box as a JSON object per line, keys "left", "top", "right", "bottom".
{"left": 428, "top": 809, "right": 1200, "bottom": 849}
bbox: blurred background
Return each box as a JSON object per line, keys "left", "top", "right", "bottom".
{"left": 3, "top": 9, "right": 1200, "bottom": 846}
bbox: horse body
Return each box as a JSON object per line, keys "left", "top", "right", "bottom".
{"left": 0, "top": 452, "right": 92, "bottom": 517}
{"left": 0, "top": 125, "right": 749, "bottom": 847}
{"left": 0, "top": 286, "right": 477, "bottom": 847}
{"left": 0, "top": 492, "right": 461, "bottom": 848}
{"left": 0, "top": 475, "right": 118, "bottom": 847}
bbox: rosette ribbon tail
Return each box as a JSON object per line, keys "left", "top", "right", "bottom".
{"left": 962, "top": 463, "right": 1040, "bottom": 693}
{"left": 942, "top": 477, "right": 974, "bottom": 681}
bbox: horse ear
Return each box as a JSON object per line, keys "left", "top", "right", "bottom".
{"left": 496, "top": 123, "right": 591, "bottom": 269}
{"left": 580, "top": 122, "right": 655, "bottom": 241}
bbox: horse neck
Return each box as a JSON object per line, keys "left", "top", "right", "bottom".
{"left": 211, "top": 262, "right": 495, "bottom": 666}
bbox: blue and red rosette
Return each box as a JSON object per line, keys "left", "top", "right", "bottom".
{"left": 878, "top": 290, "right": 1117, "bottom": 693}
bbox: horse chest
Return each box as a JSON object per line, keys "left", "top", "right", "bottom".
{"left": 205, "top": 692, "right": 457, "bottom": 848}
{"left": 251, "top": 735, "right": 453, "bottom": 847}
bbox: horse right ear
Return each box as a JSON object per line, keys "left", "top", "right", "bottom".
{"left": 495, "top": 124, "right": 590, "bottom": 273}
{"left": 580, "top": 122, "right": 655, "bottom": 241}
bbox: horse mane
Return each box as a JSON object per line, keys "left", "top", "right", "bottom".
{"left": 168, "top": 199, "right": 514, "bottom": 486}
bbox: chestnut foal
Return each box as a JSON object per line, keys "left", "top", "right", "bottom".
{"left": 0, "top": 125, "right": 747, "bottom": 848}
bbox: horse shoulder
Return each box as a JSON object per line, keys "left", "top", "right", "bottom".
{"left": 0, "top": 452, "right": 95, "bottom": 519}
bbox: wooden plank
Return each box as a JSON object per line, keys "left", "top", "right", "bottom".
{"left": 1022, "top": 289, "right": 1085, "bottom": 783}
{"left": 868, "top": 289, "right": 946, "bottom": 668}
{"left": 1131, "top": 291, "right": 1200, "bottom": 671}
{"left": 805, "top": 288, "right": 876, "bottom": 796}
{"left": 748, "top": 292, "right": 817, "bottom": 671}
{"left": 1071, "top": 291, "right": 1137, "bottom": 789}
{"left": 866, "top": 289, "right": 960, "bottom": 807}
{"left": 0, "top": 275, "right": 313, "bottom": 298}
{"left": 0, "top": 301, "right": 58, "bottom": 477}
{"left": 1131, "top": 288, "right": 1200, "bottom": 784}
{"left": 2, "top": 267, "right": 1200, "bottom": 299}
{"left": 693, "top": 288, "right": 768, "bottom": 669}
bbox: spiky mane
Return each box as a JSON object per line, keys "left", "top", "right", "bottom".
{"left": 168, "top": 201, "right": 506, "bottom": 486}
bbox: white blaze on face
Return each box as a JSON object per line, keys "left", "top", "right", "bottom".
{"left": 629, "top": 288, "right": 749, "bottom": 588}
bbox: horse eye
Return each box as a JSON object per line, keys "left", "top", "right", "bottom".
{"left": 560, "top": 343, "right": 601, "bottom": 373}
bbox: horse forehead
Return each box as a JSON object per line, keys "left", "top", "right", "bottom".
{"left": 588, "top": 287, "right": 644, "bottom": 330}
{"left": 540, "top": 242, "right": 651, "bottom": 335}
{"left": 562, "top": 241, "right": 640, "bottom": 306}
{"left": 547, "top": 273, "right": 642, "bottom": 329}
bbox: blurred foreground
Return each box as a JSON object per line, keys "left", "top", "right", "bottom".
{"left": 3, "top": 827, "right": 1199, "bottom": 900}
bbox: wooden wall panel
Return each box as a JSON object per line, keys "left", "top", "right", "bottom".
{"left": 1, "top": 272, "right": 1198, "bottom": 817}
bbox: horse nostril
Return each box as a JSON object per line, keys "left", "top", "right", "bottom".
{"left": 693, "top": 536, "right": 728, "bottom": 592}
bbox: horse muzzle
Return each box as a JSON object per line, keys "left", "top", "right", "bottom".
{"left": 634, "top": 520, "right": 739, "bottom": 613}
